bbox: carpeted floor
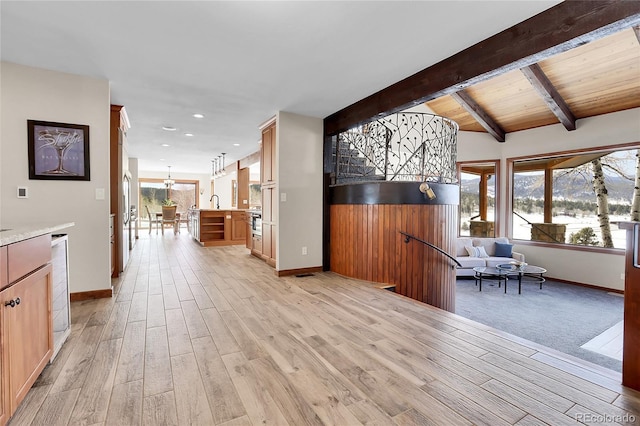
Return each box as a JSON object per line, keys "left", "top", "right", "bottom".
{"left": 455, "top": 277, "right": 624, "bottom": 372}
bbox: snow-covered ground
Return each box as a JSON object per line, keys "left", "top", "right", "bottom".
{"left": 461, "top": 212, "right": 628, "bottom": 249}
{"left": 513, "top": 213, "right": 628, "bottom": 248}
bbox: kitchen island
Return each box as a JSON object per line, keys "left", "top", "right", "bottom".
{"left": 188, "top": 209, "right": 247, "bottom": 247}
{"left": 0, "top": 222, "right": 73, "bottom": 426}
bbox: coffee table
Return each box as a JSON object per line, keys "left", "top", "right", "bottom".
{"left": 496, "top": 263, "right": 547, "bottom": 294}
{"left": 472, "top": 266, "right": 509, "bottom": 292}
{"left": 472, "top": 264, "right": 546, "bottom": 294}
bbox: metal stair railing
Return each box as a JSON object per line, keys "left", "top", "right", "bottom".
{"left": 399, "top": 231, "right": 462, "bottom": 269}
{"left": 512, "top": 211, "right": 564, "bottom": 244}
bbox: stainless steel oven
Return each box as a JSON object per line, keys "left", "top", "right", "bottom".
{"left": 250, "top": 212, "right": 262, "bottom": 236}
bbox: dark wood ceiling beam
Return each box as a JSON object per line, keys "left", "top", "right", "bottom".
{"left": 324, "top": 1, "right": 640, "bottom": 135}
{"left": 450, "top": 91, "right": 505, "bottom": 142}
{"left": 521, "top": 63, "right": 576, "bottom": 131}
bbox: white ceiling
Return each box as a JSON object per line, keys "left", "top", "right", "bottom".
{"left": 1, "top": 1, "right": 559, "bottom": 175}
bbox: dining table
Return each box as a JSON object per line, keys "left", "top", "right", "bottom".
{"left": 153, "top": 211, "right": 182, "bottom": 234}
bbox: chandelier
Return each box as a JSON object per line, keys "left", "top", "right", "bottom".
{"left": 210, "top": 153, "right": 227, "bottom": 180}
{"left": 164, "top": 165, "right": 175, "bottom": 188}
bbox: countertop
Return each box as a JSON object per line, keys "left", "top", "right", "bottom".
{"left": 0, "top": 222, "right": 75, "bottom": 246}
{"left": 189, "top": 208, "right": 261, "bottom": 214}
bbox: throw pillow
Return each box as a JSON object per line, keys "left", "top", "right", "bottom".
{"left": 465, "top": 245, "right": 489, "bottom": 258}
{"left": 494, "top": 241, "right": 514, "bottom": 257}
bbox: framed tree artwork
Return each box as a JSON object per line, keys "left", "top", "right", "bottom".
{"left": 27, "top": 119, "right": 90, "bottom": 181}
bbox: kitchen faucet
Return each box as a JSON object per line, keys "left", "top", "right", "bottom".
{"left": 210, "top": 194, "right": 219, "bottom": 209}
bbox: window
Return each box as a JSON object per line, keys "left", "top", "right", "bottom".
{"left": 140, "top": 179, "right": 198, "bottom": 220}
{"left": 458, "top": 161, "right": 498, "bottom": 237}
{"left": 510, "top": 146, "right": 639, "bottom": 249}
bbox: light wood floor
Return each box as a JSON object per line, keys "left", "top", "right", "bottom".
{"left": 9, "top": 233, "right": 640, "bottom": 425}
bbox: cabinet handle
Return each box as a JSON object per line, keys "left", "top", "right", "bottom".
{"left": 4, "top": 298, "right": 20, "bottom": 308}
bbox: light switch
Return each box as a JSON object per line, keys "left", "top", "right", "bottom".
{"left": 281, "top": 192, "right": 287, "bottom": 202}
{"left": 96, "top": 188, "right": 105, "bottom": 200}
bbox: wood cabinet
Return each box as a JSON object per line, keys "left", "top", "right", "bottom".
{"left": 189, "top": 210, "right": 247, "bottom": 247}
{"left": 0, "top": 247, "right": 6, "bottom": 426}
{"left": 0, "top": 247, "right": 7, "bottom": 289}
{"left": 261, "top": 123, "right": 276, "bottom": 184}
{"left": 1, "top": 235, "right": 53, "bottom": 425}
{"left": 245, "top": 215, "right": 252, "bottom": 250}
{"left": 260, "top": 121, "right": 277, "bottom": 267}
{"left": 109, "top": 214, "right": 115, "bottom": 276}
{"left": 231, "top": 211, "right": 247, "bottom": 242}
{"left": 201, "top": 211, "right": 227, "bottom": 243}
{"left": 110, "top": 105, "right": 130, "bottom": 278}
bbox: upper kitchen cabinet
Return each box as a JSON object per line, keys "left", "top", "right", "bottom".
{"left": 261, "top": 121, "right": 276, "bottom": 184}
{"left": 260, "top": 119, "right": 276, "bottom": 267}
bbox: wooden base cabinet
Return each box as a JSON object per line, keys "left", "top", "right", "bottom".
{"left": 3, "top": 265, "right": 53, "bottom": 413}
{"left": 1, "top": 235, "right": 53, "bottom": 425}
{"left": 189, "top": 210, "right": 247, "bottom": 247}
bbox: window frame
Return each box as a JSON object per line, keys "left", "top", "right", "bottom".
{"left": 457, "top": 160, "right": 500, "bottom": 238}
{"left": 139, "top": 178, "right": 200, "bottom": 210}
{"left": 506, "top": 142, "right": 639, "bottom": 254}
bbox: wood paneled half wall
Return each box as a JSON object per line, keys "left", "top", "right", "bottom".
{"left": 330, "top": 182, "right": 459, "bottom": 312}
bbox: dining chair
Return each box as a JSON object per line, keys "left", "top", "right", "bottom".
{"left": 145, "top": 205, "right": 159, "bottom": 234}
{"left": 161, "top": 205, "right": 179, "bottom": 234}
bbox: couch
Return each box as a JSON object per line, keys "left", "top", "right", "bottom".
{"left": 456, "top": 237, "right": 525, "bottom": 277}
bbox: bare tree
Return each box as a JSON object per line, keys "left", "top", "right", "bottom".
{"left": 591, "top": 158, "right": 614, "bottom": 248}
{"left": 553, "top": 150, "right": 636, "bottom": 247}
{"left": 632, "top": 149, "right": 640, "bottom": 221}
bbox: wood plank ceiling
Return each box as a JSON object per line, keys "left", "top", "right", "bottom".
{"left": 426, "top": 27, "right": 640, "bottom": 141}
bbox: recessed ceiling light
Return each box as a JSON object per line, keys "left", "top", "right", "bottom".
{"left": 162, "top": 126, "right": 177, "bottom": 131}
{"left": 160, "top": 158, "right": 166, "bottom": 161}
{"left": 193, "top": 113, "right": 204, "bottom": 119}
{"left": 184, "top": 133, "right": 194, "bottom": 137}
{"left": 233, "top": 143, "right": 240, "bottom": 146}
{"left": 161, "top": 144, "right": 170, "bottom": 147}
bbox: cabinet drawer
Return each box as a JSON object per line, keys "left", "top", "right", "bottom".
{"left": 7, "top": 234, "right": 51, "bottom": 284}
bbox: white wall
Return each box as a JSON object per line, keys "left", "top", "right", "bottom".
{"left": 276, "top": 111, "right": 324, "bottom": 271}
{"left": 0, "top": 61, "right": 111, "bottom": 293}
{"left": 457, "top": 108, "right": 640, "bottom": 290}
{"left": 212, "top": 171, "right": 235, "bottom": 209}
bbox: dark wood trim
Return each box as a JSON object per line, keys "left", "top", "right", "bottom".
{"left": 323, "top": 133, "right": 336, "bottom": 271}
{"left": 619, "top": 221, "right": 640, "bottom": 390}
{"left": 110, "top": 105, "right": 123, "bottom": 278}
{"left": 544, "top": 168, "right": 553, "bottom": 224}
{"left": 276, "top": 266, "right": 323, "bottom": 277}
{"left": 457, "top": 160, "right": 501, "bottom": 238}
{"left": 70, "top": 288, "right": 113, "bottom": 301}
{"left": 324, "top": 1, "right": 640, "bottom": 135}
{"left": 521, "top": 64, "right": 576, "bottom": 131}
{"left": 507, "top": 141, "right": 640, "bottom": 242}
{"left": 545, "top": 276, "right": 624, "bottom": 294}
{"left": 450, "top": 91, "right": 505, "bottom": 142}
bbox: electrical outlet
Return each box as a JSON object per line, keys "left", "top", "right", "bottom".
{"left": 620, "top": 273, "right": 625, "bottom": 280}
{"left": 302, "top": 246, "right": 307, "bottom": 255}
